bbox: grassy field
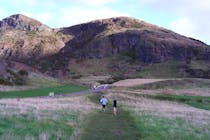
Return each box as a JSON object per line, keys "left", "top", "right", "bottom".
{"left": 1, "top": 78, "right": 210, "bottom": 139}
{"left": 0, "top": 84, "right": 88, "bottom": 98}
{"left": 115, "top": 93, "right": 210, "bottom": 140}
{"left": 0, "top": 116, "right": 73, "bottom": 140}
{"left": 128, "top": 78, "right": 210, "bottom": 110}
{"left": 0, "top": 94, "right": 97, "bottom": 140}
{"left": 131, "top": 111, "right": 210, "bottom": 140}
{"left": 79, "top": 93, "right": 210, "bottom": 140}
{"left": 143, "top": 94, "right": 210, "bottom": 111}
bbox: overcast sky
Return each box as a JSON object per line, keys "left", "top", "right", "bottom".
{"left": 0, "top": 0, "right": 209, "bottom": 44}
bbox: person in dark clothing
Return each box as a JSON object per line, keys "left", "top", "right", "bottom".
{"left": 113, "top": 99, "right": 117, "bottom": 115}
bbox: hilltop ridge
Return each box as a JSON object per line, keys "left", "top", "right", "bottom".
{"left": 0, "top": 14, "right": 209, "bottom": 81}
{"left": 0, "top": 14, "right": 51, "bottom": 32}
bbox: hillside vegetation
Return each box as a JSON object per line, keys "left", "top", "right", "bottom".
{"left": 0, "top": 14, "right": 209, "bottom": 80}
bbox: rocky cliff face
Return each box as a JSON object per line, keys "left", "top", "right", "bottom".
{"left": 0, "top": 15, "right": 209, "bottom": 78}
{"left": 59, "top": 17, "right": 209, "bottom": 63}
{"left": 0, "top": 14, "right": 70, "bottom": 64}
{"left": 0, "top": 14, "right": 50, "bottom": 32}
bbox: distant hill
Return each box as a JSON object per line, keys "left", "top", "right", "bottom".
{"left": 0, "top": 14, "right": 67, "bottom": 63}
{"left": 0, "top": 14, "right": 50, "bottom": 31}
{"left": 59, "top": 17, "right": 209, "bottom": 62}
{"left": 0, "top": 14, "right": 210, "bottom": 82}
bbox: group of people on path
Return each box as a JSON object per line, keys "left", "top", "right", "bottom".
{"left": 100, "top": 96, "right": 117, "bottom": 115}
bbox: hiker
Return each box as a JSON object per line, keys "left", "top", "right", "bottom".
{"left": 91, "top": 83, "right": 97, "bottom": 90}
{"left": 100, "top": 96, "right": 108, "bottom": 112}
{"left": 113, "top": 98, "right": 117, "bottom": 115}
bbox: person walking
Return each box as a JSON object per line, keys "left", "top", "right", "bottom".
{"left": 100, "top": 96, "right": 108, "bottom": 112}
{"left": 113, "top": 98, "right": 117, "bottom": 116}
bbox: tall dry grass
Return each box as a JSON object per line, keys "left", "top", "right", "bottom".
{"left": 112, "top": 78, "right": 167, "bottom": 87}
{"left": 0, "top": 95, "right": 98, "bottom": 118}
{"left": 0, "top": 95, "right": 100, "bottom": 140}
{"left": 107, "top": 91, "right": 210, "bottom": 125}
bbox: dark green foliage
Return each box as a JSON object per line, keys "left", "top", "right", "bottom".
{"left": 38, "top": 60, "right": 53, "bottom": 72}
{"left": 98, "top": 78, "right": 116, "bottom": 84}
{"left": 122, "top": 50, "right": 136, "bottom": 60}
{"left": 40, "top": 58, "right": 66, "bottom": 72}
{"left": 185, "top": 68, "right": 210, "bottom": 78}
{"left": 7, "top": 69, "right": 26, "bottom": 85}
{"left": 182, "top": 60, "right": 210, "bottom": 78}
{"left": 14, "top": 77, "right": 26, "bottom": 85}
{"left": 0, "top": 69, "right": 27, "bottom": 85}
{"left": 18, "top": 69, "right": 28, "bottom": 76}
{"left": 0, "top": 77, "right": 13, "bottom": 85}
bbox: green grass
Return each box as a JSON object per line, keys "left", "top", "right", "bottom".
{"left": 0, "top": 115, "right": 73, "bottom": 140}
{"left": 67, "top": 58, "right": 110, "bottom": 77}
{"left": 0, "top": 84, "right": 88, "bottom": 98}
{"left": 78, "top": 94, "right": 141, "bottom": 140}
{"left": 189, "top": 60, "right": 210, "bottom": 71}
{"left": 131, "top": 111, "right": 210, "bottom": 140}
{"left": 139, "top": 60, "right": 184, "bottom": 78}
{"left": 131, "top": 78, "right": 210, "bottom": 110}
{"left": 138, "top": 94, "right": 210, "bottom": 111}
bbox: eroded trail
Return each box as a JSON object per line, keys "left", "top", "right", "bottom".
{"left": 78, "top": 94, "right": 141, "bottom": 140}
{"left": 112, "top": 78, "right": 168, "bottom": 87}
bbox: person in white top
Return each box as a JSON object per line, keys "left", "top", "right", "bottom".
{"left": 100, "top": 96, "right": 108, "bottom": 112}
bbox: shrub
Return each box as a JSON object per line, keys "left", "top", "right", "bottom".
{"left": 0, "top": 77, "right": 13, "bottom": 85}
{"left": 14, "top": 77, "right": 26, "bottom": 85}
{"left": 18, "top": 69, "right": 29, "bottom": 76}
{"left": 5, "top": 69, "right": 27, "bottom": 85}
{"left": 122, "top": 50, "right": 136, "bottom": 60}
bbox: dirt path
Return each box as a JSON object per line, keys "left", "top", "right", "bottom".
{"left": 67, "top": 79, "right": 169, "bottom": 96}
{"left": 112, "top": 78, "right": 168, "bottom": 87}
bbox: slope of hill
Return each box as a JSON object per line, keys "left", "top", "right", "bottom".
{"left": 0, "top": 14, "right": 50, "bottom": 31}
{"left": 58, "top": 17, "right": 209, "bottom": 62}
{"left": 0, "top": 14, "right": 71, "bottom": 64}
{"left": 0, "top": 14, "right": 209, "bottom": 80}
{"left": 55, "top": 17, "right": 210, "bottom": 78}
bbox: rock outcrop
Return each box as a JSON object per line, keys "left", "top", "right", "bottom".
{"left": 0, "top": 14, "right": 69, "bottom": 63}
{"left": 59, "top": 17, "right": 209, "bottom": 63}
{"left": 0, "top": 14, "right": 51, "bottom": 32}
{"left": 0, "top": 15, "right": 209, "bottom": 78}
